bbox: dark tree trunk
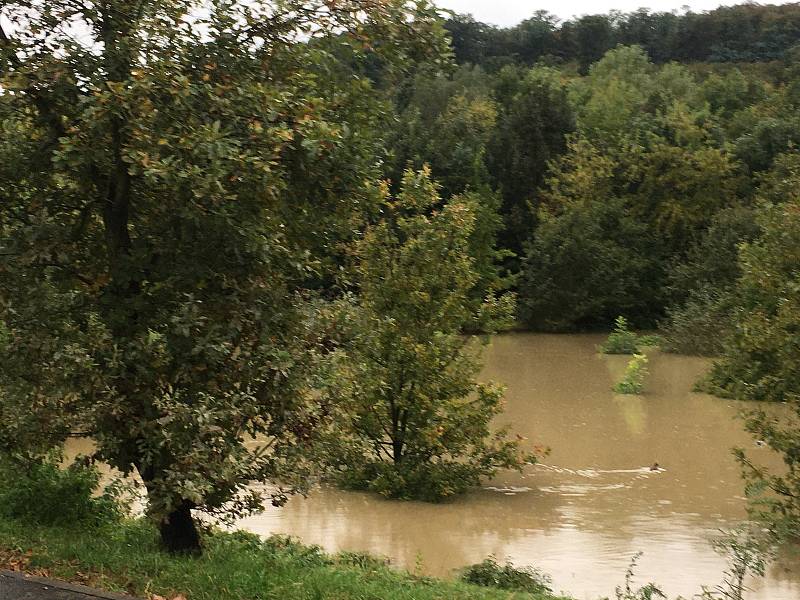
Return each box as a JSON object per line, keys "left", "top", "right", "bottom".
{"left": 392, "top": 438, "right": 403, "bottom": 464}
{"left": 159, "top": 501, "right": 201, "bottom": 555}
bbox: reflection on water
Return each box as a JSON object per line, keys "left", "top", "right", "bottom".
{"left": 237, "top": 333, "right": 800, "bottom": 600}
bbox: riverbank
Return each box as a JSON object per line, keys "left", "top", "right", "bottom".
{"left": 0, "top": 517, "right": 571, "bottom": 600}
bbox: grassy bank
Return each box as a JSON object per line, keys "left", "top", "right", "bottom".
{"left": 0, "top": 517, "right": 571, "bottom": 600}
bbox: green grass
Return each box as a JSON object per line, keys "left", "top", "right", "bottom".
{"left": 0, "top": 517, "right": 571, "bottom": 600}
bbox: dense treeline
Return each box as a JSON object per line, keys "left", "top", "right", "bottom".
{"left": 445, "top": 3, "right": 800, "bottom": 71}
{"left": 382, "top": 43, "right": 800, "bottom": 330}
{"left": 379, "top": 9, "right": 800, "bottom": 410}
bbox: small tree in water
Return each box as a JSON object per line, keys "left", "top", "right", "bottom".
{"left": 325, "top": 169, "right": 534, "bottom": 501}
{"left": 601, "top": 316, "right": 640, "bottom": 355}
{"left": 614, "top": 354, "right": 649, "bottom": 395}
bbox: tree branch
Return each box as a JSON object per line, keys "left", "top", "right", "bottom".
{"left": 0, "top": 22, "right": 67, "bottom": 145}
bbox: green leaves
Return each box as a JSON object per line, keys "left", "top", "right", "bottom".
{"left": 732, "top": 400, "right": 800, "bottom": 543}
{"left": 705, "top": 194, "right": 800, "bottom": 403}
{"left": 322, "top": 169, "right": 530, "bottom": 501}
{"left": 0, "top": 0, "right": 448, "bottom": 547}
{"left": 613, "top": 354, "right": 649, "bottom": 395}
{"left": 601, "top": 316, "right": 640, "bottom": 355}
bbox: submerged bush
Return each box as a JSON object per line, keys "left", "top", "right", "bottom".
{"left": 660, "top": 205, "right": 760, "bottom": 357}
{"left": 325, "top": 169, "right": 532, "bottom": 503}
{"left": 614, "top": 354, "right": 649, "bottom": 395}
{"left": 336, "top": 459, "right": 509, "bottom": 503}
{"left": 461, "top": 556, "right": 553, "bottom": 594}
{"left": 0, "top": 452, "right": 121, "bottom": 527}
{"left": 660, "top": 289, "right": 734, "bottom": 356}
{"left": 636, "top": 334, "right": 663, "bottom": 347}
{"left": 601, "top": 316, "right": 640, "bottom": 354}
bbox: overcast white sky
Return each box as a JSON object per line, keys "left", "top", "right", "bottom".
{"left": 435, "top": 1, "right": 797, "bottom": 27}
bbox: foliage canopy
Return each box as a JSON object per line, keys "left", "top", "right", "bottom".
{"left": 0, "top": 0, "right": 446, "bottom": 552}
{"left": 324, "top": 169, "right": 532, "bottom": 501}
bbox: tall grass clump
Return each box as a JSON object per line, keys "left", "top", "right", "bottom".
{"left": 606, "top": 553, "right": 666, "bottom": 599}
{"left": 614, "top": 354, "right": 649, "bottom": 395}
{"left": 0, "top": 452, "right": 121, "bottom": 527}
{"left": 461, "top": 556, "right": 553, "bottom": 594}
{"left": 601, "top": 316, "right": 640, "bottom": 354}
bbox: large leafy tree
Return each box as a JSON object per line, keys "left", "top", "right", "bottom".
{"left": 0, "top": 0, "right": 445, "bottom": 553}
{"left": 517, "top": 48, "right": 745, "bottom": 330}
{"left": 518, "top": 139, "right": 663, "bottom": 330}
{"left": 391, "top": 91, "right": 497, "bottom": 199}
{"left": 704, "top": 195, "right": 800, "bottom": 403}
{"left": 486, "top": 66, "right": 575, "bottom": 257}
{"left": 325, "top": 169, "right": 530, "bottom": 501}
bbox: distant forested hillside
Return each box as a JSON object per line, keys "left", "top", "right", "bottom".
{"left": 445, "top": 3, "right": 800, "bottom": 70}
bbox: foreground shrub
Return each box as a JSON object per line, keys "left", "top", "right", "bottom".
{"left": 699, "top": 525, "right": 773, "bottom": 600}
{"left": 0, "top": 452, "right": 121, "bottom": 527}
{"left": 336, "top": 551, "right": 392, "bottom": 570}
{"left": 461, "top": 556, "right": 553, "bottom": 594}
{"left": 733, "top": 403, "right": 800, "bottom": 541}
{"left": 607, "top": 554, "right": 666, "bottom": 600}
{"left": 260, "top": 535, "right": 332, "bottom": 568}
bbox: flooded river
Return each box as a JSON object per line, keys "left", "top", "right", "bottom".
{"left": 237, "top": 333, "right": 800, "bottom": 599}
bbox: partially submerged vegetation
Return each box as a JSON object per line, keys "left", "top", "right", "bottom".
{"left": 702, "top": 197, "right": 800, "bottom": 403}
{"left": 600, "top": 317, "right": 640, "bottom": 355}
{"left": 322, "top": 169, "right": 532, "bottom": 502}
{"left": 613, "top": 355, "right": 649, "bottom": 395}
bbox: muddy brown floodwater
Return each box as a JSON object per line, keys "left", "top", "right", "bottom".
{"left": 237, "top": 333, "right": 800, "bottom": 599}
